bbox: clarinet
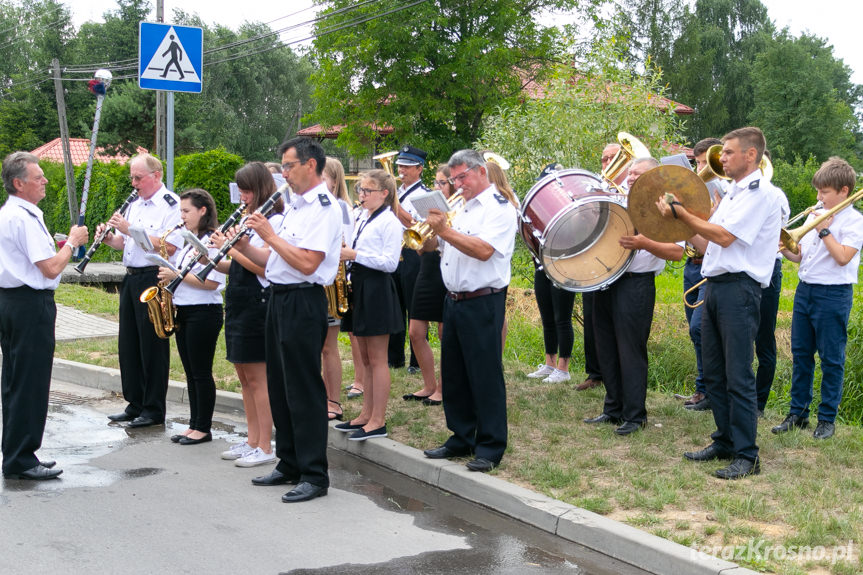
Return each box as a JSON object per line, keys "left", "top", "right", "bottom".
{"left": 217, "top": 202, "right": 247, "bottom": 234}
{"left": 74, "top": 189, "right": 139, "bottom": 273}
{"left": 195, "top": 184, "right": 288, "bottom": 283}
{"left": 165, "top": 239, "right": 207, "bottom": 295}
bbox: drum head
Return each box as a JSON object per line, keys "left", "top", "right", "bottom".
{"left": 540, "top": 198, "right": 636, "bottom": 292}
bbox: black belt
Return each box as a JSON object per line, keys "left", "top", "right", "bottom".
{"left": 271, "top": 282, "right": 317, "bottom": 293}
{"left": 447, "top": 287, "right": 505, "bottom": 301}
{"left": 622, "top": 272, "right": 654, "bottom": 279}
{"left": 126, "top": 266, "right": 159, "bottom": 275}
{"left": 0, "top": 285, "right": 51, "bottom": 294}
{"left": 706, "top": 272, "right": 752, "bottom": 283}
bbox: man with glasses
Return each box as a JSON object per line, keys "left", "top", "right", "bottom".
{"left": 389, "top": 145, "right": 428, "bottom": 372}
{"left": 234, "top": 137, "right": 341, "bottom": 503}
{"left": 99, "top": 153, "right": 182, "bottom": 428}
{"left": 421, "top": 149, "right": 517, "bottom": 472}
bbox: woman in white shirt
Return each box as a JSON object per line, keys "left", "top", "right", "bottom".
{"left": 157, "top": 189, "right": 225, "bottom": 445}
{"left": 335, "top": 169, "right": 403, "bottom": 441}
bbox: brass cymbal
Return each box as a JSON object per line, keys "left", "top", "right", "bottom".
{"left": 627, "top": 165, "right": 711, "bottom": 243}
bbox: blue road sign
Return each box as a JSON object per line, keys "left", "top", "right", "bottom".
{"left": 139, "top": 22, "right": 203, "bottom": 93}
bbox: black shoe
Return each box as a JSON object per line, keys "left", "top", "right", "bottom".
{"left": 423, "top": 445, "right": 469, "bottom": 459}
{"left": 107, "top": 412, "right": 136, "bottom": 422}
{"left": 813, "top": 421, "right": 835, "bottom": 440}
{"left": 39, "top": 460, "right": 57, "bottom": 469}
{"left": 4, "top": 464, "right": 63, "bottom": 480}
{"left": 715, "top": 457, "right": 760, "bottom": 480}
{"left": 170, "top": 434, "right": 186, "bottom": 443}
{"left": 683, "top": 444, "right": 734, "bottom": 462}
{"left": 402, "top": 393, "right": 430, "bottom": 401}
{"left": 281, "top": 482, "right": 327, "bottom": 503}
{"left": 334, "top": 420, "right": 365, "bottom": 433}
{"left": 407, "top": 366, "right": 421, "bottom": 375}
{"left": 127, "top": 416, "right": 163, "bottom": 428}
{"left": 466, "top": 457, "right": 496, "bottom": 472}
{"left": 178, "top": 433, "right": 212, "bottom": 445}
{"left": 614, "top": 421, "right": 645, "bottom": 436}
{"left": 684, "top": 395, "right": 711, "bottom": 411}
{"left": 583, "top": 413, "right": 622, "bottom": 425}
{"left": 422, "top": 398, "right": 442, "bottom": 406}
{"left": 251, "top": 468, "right": 300, "bottom": 487}
{"left": 771, "top": 414, "right": 809, "bottom": 434}
{"left": 348, "top": 425, "right": 387, "bottom": 441}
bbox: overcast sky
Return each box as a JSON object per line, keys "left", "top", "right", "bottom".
{"left": 68, "top": 0, "right": 861, "bottom": 85}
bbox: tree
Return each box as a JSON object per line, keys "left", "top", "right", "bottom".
{"left": 477, "top": 40, "right": 685, "bottom": 196}
{"left": 309, "top": 0, "right": 593, "bottom": 162}
{"left": 749, "top": 32, "right": 862, "bottom": 165}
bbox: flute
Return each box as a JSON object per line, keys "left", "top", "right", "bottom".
{"left": 74, "top": 189, "right": 139, "bottom": 273}
{"left": 194, "top": 183, "right": 288, "bottom": 283}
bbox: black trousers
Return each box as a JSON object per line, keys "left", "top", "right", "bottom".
{"left": 582, "top": 292, "right": 602, "bottom": 380}
{"left": 755, "top": 258, "right": 783, "bottom": 411}
{"left": 118, "top": 271, "right": 171, "bottom": 421}
{"left": 533, "top": 268, "right": 575, "bottom": 358}
{"left": 0, "top": 287, "right": 55, "bottom": 475}
{"left": 441, "top": 291, "right": 507, "bottom": 464}
{"left": 388, "top": 248, "right": 420, "bottom": 368}
{"left": 175, "top": 304, "right": 223, "bottom": 433}
{"left": 266, "top": 284, "right": 329, "bottom": 488}
{"left": 701, "top": 274, "right": 762, "bottom": 462}
{"left": 592, "top": 273, "right": 655, "bottom": 423}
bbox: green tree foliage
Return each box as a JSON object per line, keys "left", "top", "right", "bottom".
{"left": 309, "top": 0, "right": 592, "bottom": 162}
{"left": 477, "top": 40, "right": 684, "bottom": 196}
{"left": 750, "top": 32, "right": 863, "bottom": 165}
{"left": 771, "top": 155, "right": 820, "bottom": 218}
{"left": 172, "top": 147, "right": 244, "bottom": 218}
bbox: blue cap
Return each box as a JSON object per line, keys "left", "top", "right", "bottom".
{"left": 395, "top": 145, "right": 427, "bottom": 167}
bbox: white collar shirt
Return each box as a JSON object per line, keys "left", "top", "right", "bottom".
{"left": 701, "top": 169, "right": 782, "bottom": 288}
{"left": 0, "top": 194, "right": 60, "bottom": 289}
{"left": 798, "top": 206, "right": 863, "bottom": 285}
{"left": 398, "top": 180, "right": 427, "bottom": 224}
{"left": 350, "top": 207, "right": 402, "bottom": 274}
{"left": 171, "top": 232, "right": 226, "bottom": 305}
{"left": 265, "top": 183, "right": 342, "bottom": 285}
{"left": 439, "top": 184, "right": 517, "bottom": 292}
{"left": 121, "top": 184, "right": 183, "bottom": 267}
{"left": 246, "top": 212, "right": 284, "bottom": 288}
{"left": 627, "top": 241, "right": 684, "bottom": 274}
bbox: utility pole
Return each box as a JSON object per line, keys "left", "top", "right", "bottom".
{"left": 155, "top": 0, "right": 166, "bottom": 158}
{"left": 52, "top": 58, "right": 78, "bottom": 225}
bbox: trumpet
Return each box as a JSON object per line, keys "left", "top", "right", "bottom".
{"left": 402, "top": 191, "right": 465, "bottom": 250}
{"left": 74, "top": 189, "right": 139, "bottom": 273}
{"left": 195, "top": 183, "right": 289, "bottom": 282}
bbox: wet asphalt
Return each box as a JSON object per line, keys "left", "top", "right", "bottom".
{"left": 0, "top": 381, "right": 648, "bottom": 575}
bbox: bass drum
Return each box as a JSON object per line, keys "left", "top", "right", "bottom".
{"left": 520, "top": 169, "right": 635, "bottom": 292}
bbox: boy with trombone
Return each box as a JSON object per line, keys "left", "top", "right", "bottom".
{"left": 772, "top": 157, "right": 863, "bottom": 440}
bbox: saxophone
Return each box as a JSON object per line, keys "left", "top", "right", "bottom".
{"left": 140, "top": 223, "right": 183, "bottom": 339}
{"left": 326, "top": 260, "right": 351, "bottom": 319}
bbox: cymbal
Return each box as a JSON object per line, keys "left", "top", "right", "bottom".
{"left": 627, "top": 165, "right": 711, "bottom": 243}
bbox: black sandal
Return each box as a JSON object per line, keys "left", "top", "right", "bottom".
{"left": 328, "top": 399, "right": 344, "bottom": 421}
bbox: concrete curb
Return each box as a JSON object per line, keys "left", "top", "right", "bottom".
{"left": 52, "top": 357, "right": 757, "bottom": 575}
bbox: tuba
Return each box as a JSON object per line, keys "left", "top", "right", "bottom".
{"left": 601, "top": 132, "right": 652, "bottom": 194}
{"left": 373, "top": 151, "right": 399, "bottom": 177}
{"left": 402, "top": 190, "right": 465, "bottom": 250}
{"left": 140, "top": 223, "right": 183, "bottom": 339}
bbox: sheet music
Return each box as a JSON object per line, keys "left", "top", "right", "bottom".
{"left": 129, "top": 226, "right": 155, "bottom": 252}
{"left": 144, "top": 254, "right": 179, "bottom": 273}
{"left": 408, "top": 189, "right": 452, "bottom": 220}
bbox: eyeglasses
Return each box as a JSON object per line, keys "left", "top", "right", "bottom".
{"left": 357, "top": 187, "right": 384, "bottom": 195}
{"left": 447, "top": 166, "right": 476, "bottom": 185}
{"left": 281, "top": 160, "right": 305, "bottom": 171}
{"left": 434, "top": 179, "right": 449, "bottom": 187}
{"left": 130, "top": 172, "right": 153, "bottom": 182}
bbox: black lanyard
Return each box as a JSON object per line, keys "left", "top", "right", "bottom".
{"left": 352, "top": 206, "right": 387, "bottom": 249}
{"left": 398, "top": 181, "right": 423, "bottom": 203}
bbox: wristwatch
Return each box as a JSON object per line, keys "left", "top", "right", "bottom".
{"left": 818, "top": 228, "right": 832, "bottom": 239}
{"left": 66, "top": 241, "right": 79, "bottom": 253}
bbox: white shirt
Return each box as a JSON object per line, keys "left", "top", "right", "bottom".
{"left": 773, "top": 187, "right": 791, "bottom": 260}
{"left": 627, "top": 241, "right": 684, "bottom": 274}
{"left": 439, "top": 184, "right": 517, "bottom": 292}
{"left": 265, "top": 183, "right": 342, "bottom": 286}
{"left": 245, "top": 212, "right": 284, "bottom": 288}
{"left": 338, "top": 198, "right": 356, "bottom": 247}
{"left": 120, "top": 184, "right": 183, "bottom": 267}
{"left": 798, "top": 206, "right": 863, "bottom": 285}
{"left": 701, "top": 170, "right": 782, "bottom": 288}
{"left": 172, "top": 233, "right": 226, "bottom": 306}
{"left": 398, "top": 180, "right": 426, "bottom": 223}
{"left": 0, "top": 194, "right": 60, "bottom": 290}
{"left": 350, "top": 207, "right": 402, "bottom": 274}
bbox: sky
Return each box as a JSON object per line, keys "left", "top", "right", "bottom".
{"left": 68, "top": 0, "right": 861, "bottom": 85}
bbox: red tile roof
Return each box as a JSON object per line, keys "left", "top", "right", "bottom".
{"left": 296, "top": 123, "right": 394, "bottom": 138}
{"left": 31, "top": 138, "right": 147, "bottom": 165}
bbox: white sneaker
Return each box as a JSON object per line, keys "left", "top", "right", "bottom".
{"left": 527, "top": 364, "right": 555, "bottom": 379}
{"left": 221, "top": 441, "right": 253, "bottom": 460}
{"left": 234, "top": 447, "right": 276, "bottom": 468}
{"left": 543, "top": 369, "right": 571, "bottom": 383}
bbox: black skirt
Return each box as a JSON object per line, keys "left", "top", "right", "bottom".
{"left": 224, "top": 282, "right": 270, "bottom": 364}
{"left": 410, "top": 251, "right": 446, "bottom": 322}
{"left": 340, "top": 263, "right": 403, "bottom": 336}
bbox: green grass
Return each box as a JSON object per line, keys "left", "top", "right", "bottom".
{"left": 54, "top": 259, "right": 863, "bottom": 575}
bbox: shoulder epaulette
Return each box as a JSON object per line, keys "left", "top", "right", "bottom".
{"left": 494, "top": 193, "right": 508, "bottom": 204}
{"left": 318, "top": 194, "right": 331, "bottom": 206}
{"left": 164, "top": 194, "right": 177, "bottom": 206}
{"left": 748, "top": 180, "right": 760, "bottom": 190}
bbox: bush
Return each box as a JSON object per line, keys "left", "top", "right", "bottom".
{"left": 172, "top": 148, "right": 245, "bottom": 222}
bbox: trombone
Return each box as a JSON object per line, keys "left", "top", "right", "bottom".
{"left": 780, "top": 189, "right": 863, "bottom": 254}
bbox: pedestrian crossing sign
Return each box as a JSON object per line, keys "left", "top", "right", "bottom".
{"left": 139, "top": 22, "right": 203, "bottom": 93}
